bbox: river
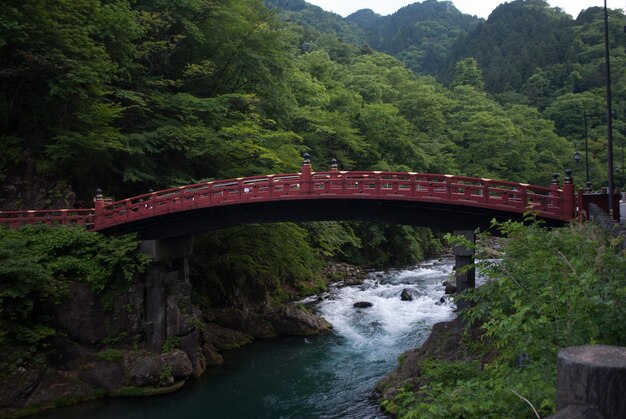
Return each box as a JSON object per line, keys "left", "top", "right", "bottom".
{"left": 39, "top": 258, "right": 456, "bottom": 419}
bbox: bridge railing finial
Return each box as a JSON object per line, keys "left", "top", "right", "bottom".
{"left": 551, "top": 173, "right": 560, "bottom": 189}
{"left": 563, "top": 169, "right": 575, "bottom": 219}
{"left": 301, "top": 153, "right": 312, "bottom": 194}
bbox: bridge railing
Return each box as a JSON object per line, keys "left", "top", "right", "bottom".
{"left": 95, "top": 174, "right": 307, "bottom": 229}
{"left": 309, "top": 171, "right": 564, "bottom": 215}
{"left": 0, "top": 209, "right": 94, "bottom": 229}
{"left": 0, "top": 167, "right": 574, "bottom": 231}
{"left": 91, "top": 171, "right": 569, "bottom": 230}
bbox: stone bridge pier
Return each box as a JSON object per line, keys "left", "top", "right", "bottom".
{"left": 139, "top": 237, "right": 194, "bottom": 352}
{"left": 453, "top": 230, "right": 476, "bottom": 315}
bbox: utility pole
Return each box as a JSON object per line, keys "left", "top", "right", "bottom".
{"left": 604, "top": 0, "right": 615, "bottom": 217}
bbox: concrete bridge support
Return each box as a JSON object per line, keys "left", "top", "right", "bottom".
{"left": 140, "top": 237, "right": 194, "bottom": 352}
{"left": 453, "top": 230, "right": 476, "bottom": 313}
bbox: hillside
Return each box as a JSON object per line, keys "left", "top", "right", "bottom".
{"left": 264, "top": 0, "right": 367, "bottom": 44}
{"left": 348, "top": 0, "right": 479, "bottom": 76}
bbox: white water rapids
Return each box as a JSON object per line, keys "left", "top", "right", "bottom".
{"left": 38, "top": 258, "right": 458, "bottom": 419}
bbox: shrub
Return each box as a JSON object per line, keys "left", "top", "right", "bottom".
{"left": 389, "top": 221, "right": 626, "bottom": 418}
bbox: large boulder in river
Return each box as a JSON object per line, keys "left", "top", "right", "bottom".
{"left": 212, "top": 307, "right": 277, "bottom": 339}
{"left": 126, "top": 355, "right": 168, "bottom": 387}
{"left": 354, "top": 301, "right": 373, "bottom": 308}
{"left": 400, "top": 289, "right": 413, "bottom": 301}
{"left": 443, "top": 280, "right": 457, "bottom": 294}
{"left": 265, "top": 306, "right": 332, "bottom": 336}
{"left": 163, "top": 350, "right": 194, "bottom": 380}
{"left": 203, "top": 323, "right": 253, "bottom": 351}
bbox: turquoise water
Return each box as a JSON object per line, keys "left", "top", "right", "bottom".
{"left": 38, "top": 259, "right": 455, "bottom": 419}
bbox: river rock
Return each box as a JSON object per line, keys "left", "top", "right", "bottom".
{"left": 202, "top": 343, "right": 224, "bottom": 367}
{"left": 79, "top": 360, "right": 124, "bottom": 392}
{"left": 354, "top": 301, "right": 373, "bottom": 308}
{"left": 46, "top": 336, "right": 95, "bottom": 371}
{"left": 24, "top": 370, "right": 95, "bottom": 408}
{"left": 203, "top": 323, "right": 253, "bottom": 351}
{"left": 376, "top": 317, "right": 483, "bottom": 402}
{"left": 266, "top": 306, "right": 332, "bottom": 336}
{"left": 180, "top": 330, "right": 205, "bottom": 378}
{"left": 400, "top": 289, "right": 413, "bottom": 301}
{"left": 0, "top": 365, "right": 43, "bottom": 410}
{"left": 163, "top": 350, "right": 193, "bottom": 379}
{"left": 443, "top": 280, "right": 457, "bottom": 294}
{"left": 127, "top": 356, "right": 167, "bottom": 387}
{"left": 212, "top": 307, "right": 277, "bottom": 338}
{"left": 50, "top": 281, "right": 144, "bottom": 345}
{"left": 50, "top": 282, "right": 109, "bottom": 343}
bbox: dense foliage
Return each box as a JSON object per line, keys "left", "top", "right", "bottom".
{"left": 0, "top": 226, "right": 148, "bottom": 369}
{"left": 190, "top": 221, "right": 440, "bottom": 308}
{"left": 0, "top": 0, "right": 585, "bottom": 296}
{"left": 385, "top": 221, "right": 626, "bottom": 418}
{"left": 347, "top": 0, "right": 478, "bottom": 76}
{"left": 277, "top": 0, "right": 626, "bottom": 189}
{"left": 2, "top": 1, "right": 626, "bottom": 414}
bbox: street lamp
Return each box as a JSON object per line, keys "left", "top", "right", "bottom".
{"left": 574, "top": 150, "right": 581, "bottom": 165}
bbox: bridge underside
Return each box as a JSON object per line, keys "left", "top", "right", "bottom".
{"left": 99, "top": 198, "right": 566, "bottom": 240}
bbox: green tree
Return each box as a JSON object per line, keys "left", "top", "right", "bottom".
{"left": 452, "top": 57, "right": 484, "bottom": 91}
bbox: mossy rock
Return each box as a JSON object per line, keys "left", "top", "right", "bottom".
{"left": 112, "top": 381, "right": 185, "bottom": 397}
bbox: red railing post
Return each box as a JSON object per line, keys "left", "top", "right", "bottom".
{"left": 550, "top": 172, "right": 561, "bottom": 209}
{"left": 562, "top": 169, "right": 575, "bottom": 220}
{"left": 482, "top": 180, "right": 490, "bottom": 204}
{"left": 577, "top": 188, "right": 586, "bottom": 221}
{"left": 93, "top": 188, "right": 104, "bottom": 229}
{"left": 301, "top": 153, "right": 312, "bottom": 194}
{"left": 326, "top": 158, "right": 338, "bottom": 193}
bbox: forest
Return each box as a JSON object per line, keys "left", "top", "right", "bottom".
{"left": 1, "top": 0, "right": 626, "bottom": 417}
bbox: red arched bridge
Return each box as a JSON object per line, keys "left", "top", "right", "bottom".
{"left": 0, "top": 161, "right": 581, "bottom": 239}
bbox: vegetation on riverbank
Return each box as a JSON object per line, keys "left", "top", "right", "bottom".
{"left": 3, "top": 0, "right": 626, "bottom": 416}
{"left": 379, "top": 220, "right": 626, "bottom": 418}
{"left": 0, "top": 226, "right": 149, "bottom": 372}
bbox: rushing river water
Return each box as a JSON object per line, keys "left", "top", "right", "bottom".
{"left": 39, "top": 258, "right": 456, "bottom": 419}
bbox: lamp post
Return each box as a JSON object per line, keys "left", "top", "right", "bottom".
{"left": 603, "top": 0, "right": 615, "bottom": 216}
{"left": 574, "top": 150, "right": 581, "bottom": 166}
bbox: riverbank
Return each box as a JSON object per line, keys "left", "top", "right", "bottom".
{"left": 10, "top": 259, "right": 454, "bottom": 419}
{"left": 0, "top": 262, "right": 366, "bottom": 418}
{"left": 375, "top": 222, "right": 626, "bottom": 418}
{"left": 375, "top": 316, "right": 491, "bottom": 415}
